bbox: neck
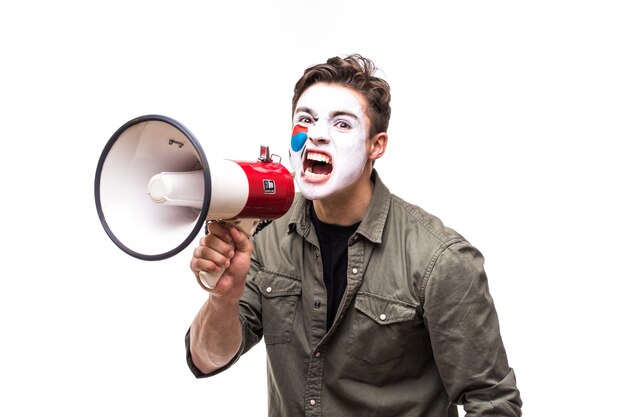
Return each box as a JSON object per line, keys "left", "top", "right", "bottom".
{"left": 312, "top": 170, "right": 374, "bottom": 226}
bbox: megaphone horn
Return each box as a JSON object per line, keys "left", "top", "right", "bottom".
{"left": 94, "top": 114, "right": 295, "bottom": 290}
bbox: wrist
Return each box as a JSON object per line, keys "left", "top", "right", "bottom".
{"left": 207, "top": 290, "right": 241, "bottom": 312}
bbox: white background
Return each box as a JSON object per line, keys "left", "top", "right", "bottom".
{"left": 1, "top": 1, "right": 624, "bottom": 416}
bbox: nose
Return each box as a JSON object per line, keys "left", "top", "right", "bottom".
{"left": 309, "top": 135, "right": 329, "bottom": 145}
{"left": 307, "top": 123, "right": 330, "bottom": 144}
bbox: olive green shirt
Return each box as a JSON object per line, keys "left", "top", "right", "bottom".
{"left": 186, "top": 171, "right": 522, "bottom": 416}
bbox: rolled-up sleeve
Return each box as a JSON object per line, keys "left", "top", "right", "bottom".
{"left": 424, "top": 241, "right": 522, "bottom": 416}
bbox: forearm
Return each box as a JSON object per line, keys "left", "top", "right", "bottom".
{"left": 189, "top": 295, "right": 243, "bottom": 374}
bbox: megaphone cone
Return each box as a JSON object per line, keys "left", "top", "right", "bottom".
{"left": 94, "top": 115, "right": 295, "bottom": 275}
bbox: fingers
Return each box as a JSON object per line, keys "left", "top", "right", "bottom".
{"left": 192, "top": 245, "right": 232, "bottom": 273}
{"left": 207, "top": 221, "right": 252, "bottom": 256}
{"left": 206, "top": 221, "right": 234, "bottom": 244}
{"left": 229, "top": 226, "right": 254, "bottom": 255}
{"left": 190, "top": 223, "right": 235, "bottom": 276}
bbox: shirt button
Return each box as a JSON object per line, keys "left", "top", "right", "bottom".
{"left": 315, "top": 351, "right": 321, "bottom": 358}
{"left": 310, "top": 399, "right": 316, "bottom": 406}
{"left": 379, "top": 313, "right": 387, "bottom": 321}
{"left": 314, "top": 300, "right": 321, "bottom": 308}
{"left": 352, "top": 268, "right": 358, "bottom": 274}
{"left": 266, "top": 287, "right": 272, "bottom": 293}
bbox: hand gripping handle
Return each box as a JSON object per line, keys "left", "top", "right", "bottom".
{"left": 196, "top": 218, "right": 259, "bottom": 291}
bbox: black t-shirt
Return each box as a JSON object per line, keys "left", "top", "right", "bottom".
{"left": 310, "top": 206, "right": 360, "bottom": 330}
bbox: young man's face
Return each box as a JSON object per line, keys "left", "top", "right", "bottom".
{"left": 289, "top": 83, "right": 369, "bottom": 200}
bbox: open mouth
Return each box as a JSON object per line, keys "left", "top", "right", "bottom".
{"left": 302, "top": 150, "right": 333, "bottom": 182}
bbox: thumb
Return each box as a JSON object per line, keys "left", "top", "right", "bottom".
{"left": 230, "top": 226, "right": 253, "bottom": 254}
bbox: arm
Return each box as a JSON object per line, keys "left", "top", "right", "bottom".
{"left": 424, "top": 242, "right": 522, "bottom": 416}
{"left": 188, "top": 222, "right": 253, "bottom": 374}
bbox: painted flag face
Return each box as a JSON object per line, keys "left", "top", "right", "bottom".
{"left": 289, "top": 83, "right": 368, "bottom": 200}
{"left": 291, "top": 123, "right": 308, "bottom": 153}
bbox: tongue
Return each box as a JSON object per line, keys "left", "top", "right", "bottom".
{"left": 312, "top": 162, "right": 332, "bottom": 175}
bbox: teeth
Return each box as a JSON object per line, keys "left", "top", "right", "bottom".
{"left": 304, "top": 168, "right": 329, "bottom": 179}
{"left": 307, "top": 152, "right": 330, "bottom": 164}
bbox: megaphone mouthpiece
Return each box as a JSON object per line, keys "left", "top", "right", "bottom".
{"left": 148, "top": 171, "right": 204, "bottom": 208}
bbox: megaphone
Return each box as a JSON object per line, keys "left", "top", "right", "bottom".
{"left": 94, "top": 114, "right": 295, "bottom": 290}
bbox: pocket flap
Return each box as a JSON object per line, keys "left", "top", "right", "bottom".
{"left": 256, "top": 270, "right": 302, "bottom": 299}
{"left": 354, "top": 292, "right": 417, "bottom": 324}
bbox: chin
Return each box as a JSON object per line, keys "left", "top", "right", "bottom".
{"left": 298, "top": 181, "right": 335, "bottom": 201}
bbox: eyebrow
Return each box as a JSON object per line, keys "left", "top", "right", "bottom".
{"left": 294, "top": 106, "right": 359, "bottom": 120}
{"left": 294, "top": 106, "right": 317, "bottom": 118}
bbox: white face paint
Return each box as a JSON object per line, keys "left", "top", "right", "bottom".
{"left": 289, "top": 83, "right": 369, "bottom": 200}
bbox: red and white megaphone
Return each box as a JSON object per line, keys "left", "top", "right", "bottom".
{"left": 94, "top": 114, "right": 295, "bottom": 290}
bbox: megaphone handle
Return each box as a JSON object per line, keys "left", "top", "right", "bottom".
{"left": 196, "top": 218, "right": 259, "bottom": 291}
{"left": 197, "top": 269, "right": 224, "bottom": 291}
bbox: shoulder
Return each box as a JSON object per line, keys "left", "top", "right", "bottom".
{"left": 370, "top": 171, "right": 466, "bottom": 248}
{"left": 387, "top": 192, "right": 467, "bottom": 249}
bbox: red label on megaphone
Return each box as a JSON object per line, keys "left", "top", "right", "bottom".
{"left": 235, "top": 161, "right": 295, "bottom": 219}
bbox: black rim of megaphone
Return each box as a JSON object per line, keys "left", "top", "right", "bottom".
{"left": 94, "top": 114, "right": 211, "bottom": 261}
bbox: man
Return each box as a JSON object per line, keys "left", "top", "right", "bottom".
{"left": 186, "top": 54, "right": 522, "bottom": 416}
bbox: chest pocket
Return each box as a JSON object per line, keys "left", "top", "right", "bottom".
{"left": 348, "top": 291, "right": 419, "bottom": 364}
{"left": 256, "top": 270, "right": 302, "bottom": 345}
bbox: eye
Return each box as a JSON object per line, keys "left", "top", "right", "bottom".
{"left": 334, "top": 120, "right": 352, "bottom": 130}
{"left": 297, "top": 115, "right": 315, "bottom": 125}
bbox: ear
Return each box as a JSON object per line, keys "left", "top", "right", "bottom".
{"left": 367, "top": 132, "right": 388, "bottom": 162}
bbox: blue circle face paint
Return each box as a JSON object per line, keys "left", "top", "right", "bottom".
{"left": 291, "top": 124, "right": 308, "bottom": 152}
{"left": 291, "top": 132, "right": 307, "bottom": 152}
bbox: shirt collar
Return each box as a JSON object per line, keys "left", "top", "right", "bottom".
{"left": 288, "top": 169, "right": 391, "bottom": 244}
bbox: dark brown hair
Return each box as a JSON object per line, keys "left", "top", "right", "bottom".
{"left": 292, "top": 54, "right": 391, "bottom": 138}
